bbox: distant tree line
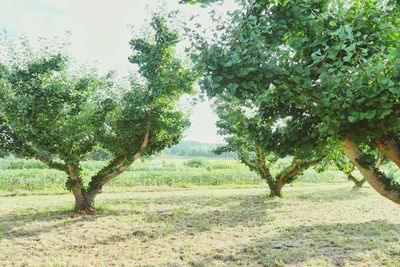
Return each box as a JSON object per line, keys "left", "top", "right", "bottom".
{"left": 162, "top": 140, "right": 236, "bottom": 158}
{"left": 0, "top": 141, "right": 235, "bottom": 160}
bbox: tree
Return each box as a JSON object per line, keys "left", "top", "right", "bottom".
{"left": 0, "top": 16, "right": 196, "bottom": 213}
{"left": 191, "top": 0, "right": 400, "bottom": 204}
{"left": 163, "top": 140, "right": 236, "bottom": 158}
{"left": 213, "top": 98, "right": 325, "bottom": 197}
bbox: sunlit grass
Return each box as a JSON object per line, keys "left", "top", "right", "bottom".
{"left": 1, "top": 184, "right": 399, "bottom": 266}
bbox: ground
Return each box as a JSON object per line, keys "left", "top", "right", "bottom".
{"left": 1, "top": 183, "right": 400, "bottom": 267}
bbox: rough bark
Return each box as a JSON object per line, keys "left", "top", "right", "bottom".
{"left": 72, "top": 190, "right": 96, "bottom": 213}
{"left": 270, "top": 157, "right": 322, "bottom": 198}
{"left": 87, "top": 156, "right": 132, "bottom": 196}
{"left": 342, "top": 137, "right": 400, "bottom": 205}
{"left": 239, "top": 153, "right": 280, "bottom": 195}
{"left": 269, "top": 181, "right": 284, "bottom": 198}
{"left": 67, "top": 164, "right": 94, "bottom": 213}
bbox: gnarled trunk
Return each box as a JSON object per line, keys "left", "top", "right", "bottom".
{"left": 251, "top": 146, "right": 323, "bottom": 198}
{"left": 341, "top": 137, "right": 400, "bottom": 204}
{"left": 268, "top": 181, "right": 284, "bottom": 198}
{"left": 68, "top": 163, "right": 96, "bottom": 213}
{"left": 269, "top": 158, "right": 323, "bottom": 198}
{"left": 254, "top": 147, "right": 279, "bottom": 197}
{"left": 72, "top": 188, "right": 96, "bottom": 213}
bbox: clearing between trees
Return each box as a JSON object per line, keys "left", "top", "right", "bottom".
{"left": 1, "top": 183, "right": 399, "bottom": 267}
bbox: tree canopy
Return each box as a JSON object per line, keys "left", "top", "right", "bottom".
{"left": 190, "top": 0, "right": 400, "bottom": 204}
{"left": 0, "top": 15, "right": 196, "bottom": 212}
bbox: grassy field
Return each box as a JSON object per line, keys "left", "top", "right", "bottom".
{"left": 0, "top": 157, "right": 346, "bottom": 195}
{"left": 1, "top": 183, "right": 400, "bottom": 266}
{"left": 1, "top": 157, "right": 399, "bottom": 266}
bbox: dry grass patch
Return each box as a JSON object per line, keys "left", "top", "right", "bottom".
{"left": 0, "top": 184, "right": 400, "bottom": 266}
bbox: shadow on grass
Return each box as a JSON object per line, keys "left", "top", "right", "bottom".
{"left": 289, "top": 184, "right": 371, "bottom": 203}
{"left": 206, "top": 220, "right": 400, "bottom": 266}
{"left": 0, "top": 185, "right": 376, "bottom": 250}
{"left": 0, "top": 192, "right": 280, "bottom": 242}
{"left": 93, "top": 193, "right": 281, "bottom": 246}
{"left": 0, "top": 207, "right": 110, "bottom": 240}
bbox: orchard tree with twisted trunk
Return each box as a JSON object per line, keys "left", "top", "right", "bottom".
{"left": 213, "top": 98, "right": 326, "bottom": 197}
{"left": 189, "top": 0, "right": 400, "bottom": 204}
{"left": 0, "top": 16, "right": 196, "bottom": 213}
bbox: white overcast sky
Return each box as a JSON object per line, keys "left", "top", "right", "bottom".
{"left": 0, "top": 0, "right": 237, "bottom": 143}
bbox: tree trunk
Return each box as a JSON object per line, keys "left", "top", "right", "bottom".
{"left": 68, "top": 163, "right": 96, "bottom": 213}
{"left": 353, "top": 179, "right": 366, "bottom": 189}
{"left": 268, "top": 181, "right": 284, "bottom": 198}
{"left": 342, "top": 137, "right": 400, "bottom": 204}
{"left": 255, "top": 146, "right": 277, "bottom": 195}
{"left": 72, "top": 187, "right": 96, "bottom": 213}
{"left": 86, "top": 101, "right": 154, "bottom": 199}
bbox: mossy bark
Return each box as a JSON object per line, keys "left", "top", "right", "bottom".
{"left": 342, "top": 137, "right": 400, "bottom": 205}
{"left": 67, "top": 164, "right": 94, "bottom": 213}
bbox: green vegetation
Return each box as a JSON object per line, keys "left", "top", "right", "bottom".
{"left": 0, "top": 157, "right": 350, "bottom": 195}
{"left": 0, "top": 16, "right": 196, "bottom": 212}
{"left": 212, "top": 98, "right": 327, "bottom": 197}
{"left": 163, "top": 140, "right": 235, "bottom": 158}
{"left": 189, "top": 0, "right": 400, "bottom": 205}
{"left": 1, "top": 0, "right": 400, "bottom": 266}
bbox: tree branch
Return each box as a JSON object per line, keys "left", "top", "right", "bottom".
{"left": 0, "top": 125, "right": 67, "bottom": 172}
{"left": 255, "top": 146, "right": 274, "bottom": 188}
{"left": 276, "top": 157, "right": 323, "bottom": 184}
{"left": 87, "top": 100, "right": 154, "bottom": 194}
{"left": 347, "top": 172, "right": 366, "bottom": 188}
{"left": 20, "top": 145, "right": 67, "bottom": 172}
{"left": 342, "top": 136, "right": 400, "bottom": 204}
{"left": 239, "top": 154, "right": 257, "bottom": 170}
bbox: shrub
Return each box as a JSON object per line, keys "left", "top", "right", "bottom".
{"left": 184, "top": 158, "right": 207, "bottom": 168}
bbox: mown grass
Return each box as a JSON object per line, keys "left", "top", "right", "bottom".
{"left": 0, "top": 184, "right": 399, "bottom": 266}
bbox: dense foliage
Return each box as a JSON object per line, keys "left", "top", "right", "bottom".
{"left": 0, "top": 16, "right": 196, "bottom": 212}
{"left": 212, "top": 96, "right": 326, "bottom": 196}
{"left": 188, "top": 0, "right": 400, "bottom": 204}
